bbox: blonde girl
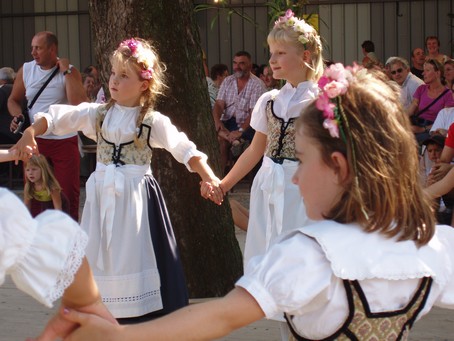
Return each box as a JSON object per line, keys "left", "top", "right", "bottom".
{"left": 62, "top": 64, "right": 454, "bottom": 341}
{"left": 13, "top": 37, "right": 222, "bottom": 323}
{"left": 210, "top": 9, "right": 323, "bottom": 269}
{"left": 24, "top": 154, "right": 69, "bottom": 217}
{"left": 205, "top": 11, "right": 324, "bottom": 338}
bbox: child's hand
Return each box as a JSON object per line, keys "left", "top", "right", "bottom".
{"left": 50, "top": 308, "right": 123, "bottom": 341}
{"left": 429, "top": 163, "right": 453, "bottom": 183}
{"left": 8, "top": 145, "right": 34, "bottom": 164}
{"left": 200, "top": 178, "right": 224, "bottom": 205}
{"left": 29, "top": 300, "right": 117, "bottom": 341}
{"left": 10, "top": 129, "right": 38, "bottom": 164}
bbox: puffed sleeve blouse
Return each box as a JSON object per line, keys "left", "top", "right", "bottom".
{"left": 0, "top": 188, "right": 87, "bottom": 308}
{"left": 236, "top": 221, "right": 454, "bottom": 339}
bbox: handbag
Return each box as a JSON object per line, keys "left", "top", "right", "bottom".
{"left": 410, "top": 88, "right": 450, "bottom": 127}
{"left": 16, "top": 66, "right": 60, "bottom": 133}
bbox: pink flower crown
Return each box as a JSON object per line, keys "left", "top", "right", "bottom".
{"left": 275, "top": 9, "right": 313, "bottom": 45}
{"left": 119, "top": 38, "right": 153, "bottom": 80}
{"left": 316, "top": 63, "right": 360, "bottom": 138}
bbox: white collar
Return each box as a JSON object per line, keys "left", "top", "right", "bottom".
{"left": 300, "top": 221, "right": 452, "bottom": 285}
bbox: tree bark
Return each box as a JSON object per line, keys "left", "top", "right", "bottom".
{"left": 88, "top": 0, "right": 243, "bottom": 297}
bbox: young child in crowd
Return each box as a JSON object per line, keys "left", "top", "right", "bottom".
{"left": 13, "top": 37, "right": 222, "bottom": 324}
{"left": 205, "top": 10, "right": 323, "bottom": 337}
{"left": 420, "top": 134, "right": 445, "bottom": 185}
{"left": 24, "top": 154, "right": 70, "bottom": 217}
{"left": 60, "top": 64, "right": 454, "bottom": 341}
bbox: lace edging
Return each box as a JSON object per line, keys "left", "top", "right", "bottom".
{"left": 45, "top": 229, "right": 88, "bottom": 304}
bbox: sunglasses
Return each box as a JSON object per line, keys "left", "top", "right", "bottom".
{"left": 391, "top": 68, "right": 404, "bottom": 75}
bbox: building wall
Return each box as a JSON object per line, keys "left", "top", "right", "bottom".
{"left": 196, "top": 0, "right": 454, "bottom": 70}
{"left": 0, "top": 0, "right": 92, "bottom": 72}
{"left": 1, "top": 1, "right": 453, "bottom": 73}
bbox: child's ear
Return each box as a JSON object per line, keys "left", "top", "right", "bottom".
{"left": 140, "top": 80, "right": 150, "bottom": 91}
{"left": 330, "top": 151, "right": 349, "bottom": 184}
{"left": 302, "top": 50, "right": 312, "bottom": 64}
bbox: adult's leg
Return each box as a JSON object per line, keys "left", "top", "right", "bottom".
{"left": 37, "top": 136, "right": 80, "bottom": 221}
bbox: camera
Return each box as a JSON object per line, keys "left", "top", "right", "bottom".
{"left": 13, "top": 116, "right": 24, "bottom": 135}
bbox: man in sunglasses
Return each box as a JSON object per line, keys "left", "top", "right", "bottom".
{"left": 388, "top": 56, "right": 424, "bottom": 110}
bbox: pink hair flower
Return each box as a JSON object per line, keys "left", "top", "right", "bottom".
{"left": 316, "top": 93, "right": 335, "bottom": 119}
{"left": 323, "top": 118, "right": 340, "bottom": 138}
{"left": 140, "top": 68, "right": 153, "bottom": 80}
{"left": 285, "top": 9, "right": 295, "bottom": 19}
{"left": 324, "top": 80, "right": 348, "bottom": 98}
{"left": 120, "top": 38, "right": 141, "bottom": 58}
{"left": 324, "top": 63, "right": 346, "bottom": 81}
{"left": 318, "top": 76, "right": 331, "bottom": 89}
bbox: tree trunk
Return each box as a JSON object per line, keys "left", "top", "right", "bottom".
{"left": 88, "top": 0, "right": 243, "bottom": 297}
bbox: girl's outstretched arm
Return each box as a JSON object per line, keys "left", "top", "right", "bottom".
{"left": 62, "top": 287, "right": 264, "bottom": 341}
{"left": 426, "top": 167, "right": 454, "bottom": 198}
{"left": 0, "top": 149, "right": 18, "bottom": 163}
{"left": 221, "top": 131, "right": 267, "bottom": 193}
{"left": 0, "top": 147, "right": 33, "bottom": 163}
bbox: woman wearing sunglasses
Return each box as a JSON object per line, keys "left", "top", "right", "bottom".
{"left": 407, "top": 59, "right": 454, "bottom": 144}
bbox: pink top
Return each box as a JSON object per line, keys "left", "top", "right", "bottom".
{"left": 413, "top": 85, "right": 454, "bottom": 122}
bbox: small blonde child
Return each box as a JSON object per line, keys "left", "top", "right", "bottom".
{"left": 24, "top": 154, "right": 70, "bottom": 217}
{"left": 61, "top": 64, "right": 454, "bottom": 341}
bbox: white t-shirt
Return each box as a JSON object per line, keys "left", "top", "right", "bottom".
{"left": 23, "top": 60, "right": 76, "bottom": 139}
{"left": 430, "top": 107, "right": 454, "bottom": 134}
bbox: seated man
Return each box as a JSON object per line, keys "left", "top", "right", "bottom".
{"left": 212, "top": 51, "right": 266, "bottom": 172}
{"left": 387, "top": 56, "right": 424, "bottom": 110}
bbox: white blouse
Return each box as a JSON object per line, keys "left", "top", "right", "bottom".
{"left": 0, "top": 188, "right": 87, "bottom": 308}
{"left": 236, "top": 221, "right": 454, "bottom": 339}
{"left": 250, "top": 81, "right": 319, "bottom": 134}
{"left": 35, "top": 102, "right": 207, "bottom": 170}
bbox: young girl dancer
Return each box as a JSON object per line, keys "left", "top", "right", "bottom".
{"left": 61, "top": 63, "right": 454, "bottom": 341}
{"left": 209, "top": 12, "right": 323, "bottom": 337}
{"left": 211, "top": 9, "right": 324, "bottom": 266}
{"left": 14, "top": 38, "right": 222, "bottom": 323}
{"left": 24, "top": 154, "right": 70, "bottom": 217}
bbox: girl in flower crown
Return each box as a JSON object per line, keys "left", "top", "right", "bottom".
{"left": 212, "top": 9, "right": 323, "bottom": 261}
{"left": 13, "top": 37, "right": 223, "bottom": 323}
{"left": 61, "top": 64, "right": 454, "bottom": 341}
{"left": 204, "top": 10, "right": 323, "bottom": 338}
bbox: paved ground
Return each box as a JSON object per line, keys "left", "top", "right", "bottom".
{"left": 1, "top": 183, "right": 454, "bottom": 340}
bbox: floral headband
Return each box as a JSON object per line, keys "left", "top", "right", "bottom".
{"left": 275, "top": 9, "right": 313, "bottom": 45}
{"left": 316, "top": 63, "right": 355, "bottom": 139}
{"left": 119, "top": 38, "right": 153, "bottom": 80}
{"left": 316, "top": 63, "right": 369, "bottom": 220}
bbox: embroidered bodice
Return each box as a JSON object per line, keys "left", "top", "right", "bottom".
{"left": 96, "top": 105, "right": 153, "bottom": 166}
{"left": 264, "top": 98, "right": 297, "bottom": 162}
{"left": 285, "top": 277, "right": 432, "bottom": 341}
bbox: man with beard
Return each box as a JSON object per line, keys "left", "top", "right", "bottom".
{"left": 212, "top": 51, "right": 266, "bottom": 172}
